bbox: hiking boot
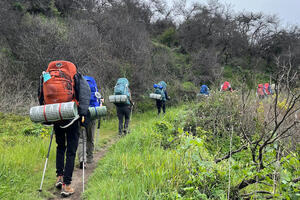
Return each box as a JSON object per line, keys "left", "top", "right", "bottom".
{"left": 79, "top": 161, "right": 87, "bottom": 169}
{"left": 55, "top": 176, "right": 63, "bottom": 189}
{"left": 61, "top": 184, "right": 74, "bottom": 197}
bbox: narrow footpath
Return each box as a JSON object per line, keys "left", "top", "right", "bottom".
{"left": 48, "top": 125, "right": 118, "bottom": 200}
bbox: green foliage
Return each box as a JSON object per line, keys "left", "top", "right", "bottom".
{"left": 49, "top": 0, "right": 60, "bottom": 17}
{"left": 223, "top": 65, "right": 270, "bottom": 89}
{"left": 158, "top": 28, "right": 178, "bottom": 47}
{"left": 86, "top": 96, "right": 299, "bottom": 199}
{"left": 12, "top": 2, "right": 24, "bottom": 12}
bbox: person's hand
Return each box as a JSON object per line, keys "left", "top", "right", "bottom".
{"left": 80, "top": 113, "right": 90, "bottom": 128}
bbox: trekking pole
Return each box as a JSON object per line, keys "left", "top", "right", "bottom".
{"left": 129, "top": 103, "right": 134, "bottom": 132}
{"left": 95, "top": 119, "right": 101, "bottom": 150}
{"left": 39, "top": 127, "right": 54, "bottom": 192}
{"left": 82, "top": 117, "right": 86, "bottom": 193}
{"left": 82, "top": 129, "right": 85, "bottom": 193}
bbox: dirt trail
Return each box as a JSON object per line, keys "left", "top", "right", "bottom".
{"left": 48, "top": 137, "right": 117, "bottom": 200}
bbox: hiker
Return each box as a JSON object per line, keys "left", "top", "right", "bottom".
{"left": 154, "top": 81, "right": 170, "bottom": 115}
{"left": 78, "top": 76, "right": 104, "bottom": 169}
{"left": 270, "top": 83, "right": 275, "bottom": 93}
{"left": 199, "top": 84, "right": 210, "bottom": 96}
{"left": 38, "top": 61, "right": 90, "bottom": 197}
{"left": 113, "top": 78, "right": 133, "bottom": 136}
{"left": 264, "top": 83, "right": 273, "bottom": 95}
{"left": 257, "top": 83, "right": 266, "bottom": 99}
{"left": 220, "top": 81, "right": 233, "bottom": 92}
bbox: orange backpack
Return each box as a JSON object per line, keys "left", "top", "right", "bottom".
{"left": 43, "top": 61, "right": 77, "bottom": 104}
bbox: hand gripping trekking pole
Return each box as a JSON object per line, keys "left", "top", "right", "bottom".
{"left": 39, "top": 127, "right": 54, "bottom": 192}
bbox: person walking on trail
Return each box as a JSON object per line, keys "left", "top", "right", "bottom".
{"left": 38, "top": 61, "right": 90, "bottom": 197}
{"left": 78, "top": 76, "right": 104, "bottom": 169}
{"left": 199, "top": 84, "right": 210, "bottom": 96}
{"left": 257, "top": 83, "right": 267, "bottom": 99}
{"left": 220, "top": 81, "right": 233, "bottom": 92}
{"left": 113, "top": 78, "right": 133, "bottom": 136}
{"left": 154, "top": 81, "right": 170, "bottom": 115}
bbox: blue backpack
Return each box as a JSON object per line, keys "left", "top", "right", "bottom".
{"left": 84, "top": 76, "right": 100, "bottom": 107}
{"left": 114, "top": 78, "right": 131, "bottom": 105}
{"left": 200, "top": 85, "right": 209, "bottom": 95}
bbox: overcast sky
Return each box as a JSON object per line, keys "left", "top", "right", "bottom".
{"left": 170, "top": 0, "right": 300, "bottom": 27}
{"left": 218, "top": 0, "right": 300, "bottom": 26}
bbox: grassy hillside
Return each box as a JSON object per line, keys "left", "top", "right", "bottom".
{"left": 1, "top": 90, "right": 299, "bottom": 199}
{"left": 85, "top": 93, "right": 300, "bottom": 199}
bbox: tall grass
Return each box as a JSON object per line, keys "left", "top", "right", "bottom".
{"left": 0, "top": 112, "right": 118, "bottom": 200}
{"left": 0, "top": 135, "right": 56, "bottom": 200}
{"left": 84, "top": 108, "right": 188, "bottom": 199}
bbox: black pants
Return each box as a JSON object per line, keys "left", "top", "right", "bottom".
{"left": 116, "top": 105, "right": 131, "bottom": 135}
{"left": 54, "top": 120, "right": 79, "bottom": 185}
{"left": 156, "top": 100, "right": 166, "bottom": 114}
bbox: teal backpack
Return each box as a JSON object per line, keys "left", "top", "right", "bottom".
{"left": 154, "top": 81, "right": 167, "bottom": 101}
{"left": 114, "top": 78, "right": 131, "bottom": 105}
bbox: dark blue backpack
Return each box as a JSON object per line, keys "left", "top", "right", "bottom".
{"left": 84, "top": 76, "right": 100, "bottom": 107}
{"left": 200, "top": 85, "right": 209, "bottom": 95}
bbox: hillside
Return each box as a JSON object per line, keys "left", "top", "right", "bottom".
{"left": 0, "top": 0, "right": 299, "bottom": 199}
{"left": 1, "top": 0, "right": 300, "bottom": 113}
{"left": 1, "top": 88, "right": 299, "bottom": 199}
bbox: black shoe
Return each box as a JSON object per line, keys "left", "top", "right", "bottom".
{"left": 79, "top": 162, "right": 87, "bottom": 169}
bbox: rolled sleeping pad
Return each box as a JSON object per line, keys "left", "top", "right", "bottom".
{"left": 149, "top": 93, "right": 162, "bottom": 100}
{"left": 30, "top": 102, "right": 78, "bottom": 123}
{"left": 89, "top": 106, "right": 107, "bottom": 120}
{"left": 109, "top": 95, "right": 128, "bottom": 103}
{"left": 197, "top": 93, "right": 209, "bottom": 97}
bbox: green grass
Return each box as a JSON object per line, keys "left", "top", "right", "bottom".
{"left": 84, "top": 108, "right": 188, "bottom": 199}
{"left": 0, "top": 113, "right": 119, "bottom": 200}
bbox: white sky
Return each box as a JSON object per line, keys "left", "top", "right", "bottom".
{"left": 218, "top": 0, "right": 300, "bottom": 26}
{"left": 167, "top": 0, "right": 300, "bottom": 27}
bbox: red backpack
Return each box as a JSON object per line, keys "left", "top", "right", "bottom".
{"left": 222, "top": 81, "right": 230, "bottom": 91}
{"left": 43, "top": 61, "right": 77, "bottom": 104}
{"left": 264, "top": 83, "right": 270, "bottom": 95}
{"left": 257, "top": 84, "right": 265, "bottom": 96}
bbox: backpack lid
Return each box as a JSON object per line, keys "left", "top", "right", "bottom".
{"left": 258, "top": 84, "right": 263, "bottom": 88}
{"left": 223, "top": 81, "right": 229, "bottom": 86}
{"left": 84, "top": 76, "right": 96, "bottom": 82}
{"left": 117, "top": 78, "right": 129, "bottom": 86}
{"left": 158, "top": 81, "right": 167, "bottom": 89}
